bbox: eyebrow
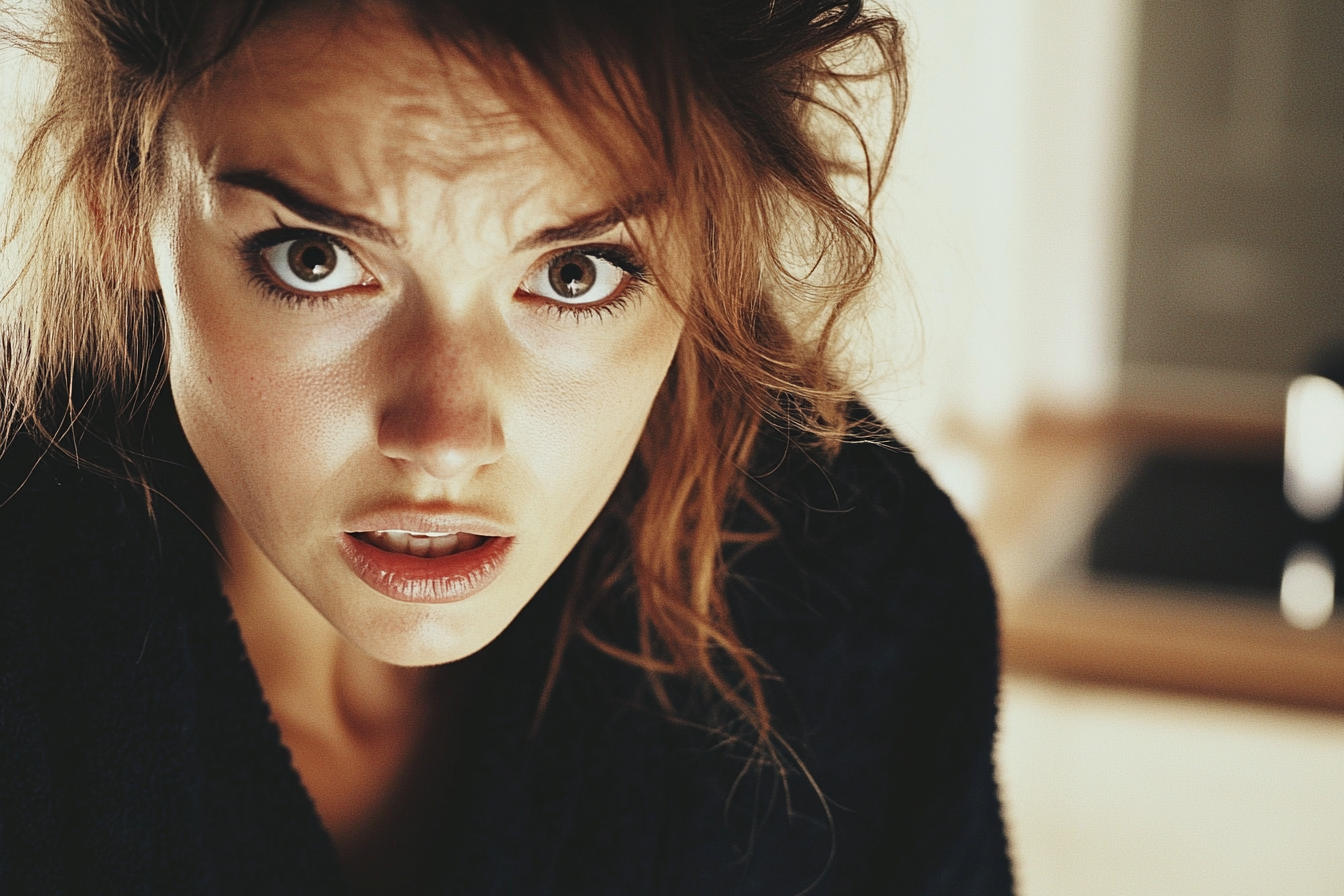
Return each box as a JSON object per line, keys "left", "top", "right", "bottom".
{"left": 215, "top": 168, "right": 650, "bottom": 252}
{"left": 515, "top": 203, "right": 643, "bottom": 251}
{"left": 216, "top": 170, "right": 398, "bottom": 245}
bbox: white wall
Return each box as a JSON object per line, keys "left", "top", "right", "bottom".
{"left": 865, "top": 0, "right": 1141, "bottom": 444}
{"left": 0, "top": 4, "right": 51, "bottom": 228}
{"left": 0, "top": 13, "right": 51, "bottom": 323}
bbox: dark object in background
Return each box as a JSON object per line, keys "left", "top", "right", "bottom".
{"left": 1309, "top": 342, "right": 1344, "bottom": 388}
{"left": 1089, "top": 452, "right": 1341, "bottom": 601}
{"left": 1092, "top": 341, "right": 1344, "bottom": 614}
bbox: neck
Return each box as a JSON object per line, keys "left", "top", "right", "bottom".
{"left": 213, "top": 500, "right": 439, "bottom": 852}
{"left": 214, "top": 501, "right": 430, "bottom": 735}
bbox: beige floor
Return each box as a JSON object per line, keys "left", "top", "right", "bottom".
{"left": 998, "top": 673, "right": 1344, "bottom": 896}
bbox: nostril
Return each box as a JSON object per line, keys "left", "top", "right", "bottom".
{"left": 377, "top": 399, "right": 504, "bottom": 480}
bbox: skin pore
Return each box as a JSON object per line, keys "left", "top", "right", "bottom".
{"left": 148, "top": 2, "right": 683, "bottom": 877}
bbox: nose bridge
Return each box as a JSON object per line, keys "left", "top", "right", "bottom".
{"left": 377, "top": 287, "right": 505, "bottom": 481}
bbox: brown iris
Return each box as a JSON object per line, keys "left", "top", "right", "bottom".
{"left": 287, "top": 237, "right": 338, "bottom": 283}
{"left": 548, "top": 252, "right": 597, "bottom": 299}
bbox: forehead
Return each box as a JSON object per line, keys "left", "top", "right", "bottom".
{"left": 172, "top": 3, "right": 619, "bottom": 229}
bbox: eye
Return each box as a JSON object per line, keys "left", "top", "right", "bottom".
{"left": 519, "top": 248, "right": 633, "bottom": 306}
{"left": 260, "top": 233, "right": 372, "bottom": 294}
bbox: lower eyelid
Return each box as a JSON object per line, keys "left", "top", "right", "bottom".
{"left": 539, "top": 295, "right": 633, "bottom": 321}
{"left": 534, "top": 279, "right": 645, "bottom": 321}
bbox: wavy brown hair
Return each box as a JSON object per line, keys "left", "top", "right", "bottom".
{"left": 1, "top": 0, "right": 906, "bottom": 762}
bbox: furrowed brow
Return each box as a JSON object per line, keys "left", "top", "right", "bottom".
{"left": 516, "top": 194, "right": 655, "bottom": 252}
{"left": 214, "top": 169, "right": 397, "bottom": 245}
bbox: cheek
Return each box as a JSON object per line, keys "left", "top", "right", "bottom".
{"left": 157, "top": 227, "right": 372, "bottom": 522}
{"left": 509, "top": 300, "right": 682, "bottom": 522}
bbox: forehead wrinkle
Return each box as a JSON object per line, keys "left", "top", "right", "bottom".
{"left": 388, "top": 101, "right": 540, "bottom": 184}
{"left": 192, "top": 90, "right": 546, "bottom": 250}
{"left": 372, "top": 122, "right": 566, "bottom": 259}
{"left": 209, "top": 6, "right": 527, "bottom": 150}
{"left": 188, "top": 3, "right": 639, "bottom": 260}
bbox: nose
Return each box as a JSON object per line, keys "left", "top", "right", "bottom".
{"left": 376, "top": 311, "right": 506, "bottom": 482}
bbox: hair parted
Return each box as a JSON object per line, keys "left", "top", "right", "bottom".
{"left": 1, "top": 0, "right": 906, "bottom": 766}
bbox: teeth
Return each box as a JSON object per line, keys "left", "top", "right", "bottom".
{"left": 361, "top": 529, "right": 477, "bottom": 558}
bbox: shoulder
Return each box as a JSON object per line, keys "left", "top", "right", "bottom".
{"left": 0, "top": 426, "right": 215, "bottom": 663}
{"left": 0, "top": 408, "right": 213, "bottom": 547}
{"left": 721, "top": 412, "right": 1010, "bottom": 893}
{"left": 0, "top": 436, "right": 162, "bottom": 694}
{"left": 0, "top": 435, "right": 144, "bottom": 578}
{"left": 731, "top": 411, "right": 999, "bottom": 674}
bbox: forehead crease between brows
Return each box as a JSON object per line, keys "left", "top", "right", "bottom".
{"left": 212, "top": 160, "right": 653, "bottom": 260}
{"left": 186, "top": 11, "right": 665, "bottom": 244}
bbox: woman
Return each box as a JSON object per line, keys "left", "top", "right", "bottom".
{"left": 0, "top": 0, "right": 1013, "bottom": 892}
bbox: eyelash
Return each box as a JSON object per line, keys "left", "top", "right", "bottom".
{"left": 526, "top": 245, "right": 650, "bottom": 322}
{"left": 237, "top": 227, "right": 364, "bottom": 307}
{"left": 235, "top": 227, "right": 651, "bottom": 319}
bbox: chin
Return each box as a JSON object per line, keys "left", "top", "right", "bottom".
{"left": 332, "top": 587, "right": 529, "bottom": 668}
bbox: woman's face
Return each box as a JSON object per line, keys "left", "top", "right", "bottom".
{"left": 150, "top": 5, "right": 682, "bottom": 666}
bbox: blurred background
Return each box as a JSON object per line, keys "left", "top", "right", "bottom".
{"left": 871, "top": 1, "right": 1344, "bottom": 894}
{"left": 3, "top": 1, "right": 1342, "bottom": 892}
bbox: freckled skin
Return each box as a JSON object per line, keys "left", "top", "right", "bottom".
{"left": 149, "top": 6, "right": 684, "bottom": 669}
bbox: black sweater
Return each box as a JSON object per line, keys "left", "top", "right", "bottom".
{"left": 0, "top": 412, "right": 1013, "bottom": 895}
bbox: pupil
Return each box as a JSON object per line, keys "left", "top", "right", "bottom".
{"left": 549, "top": 254, "right": 596, "bottom": 298}
{"left": 289, "top": 239, "right": 336, "bottom": 282}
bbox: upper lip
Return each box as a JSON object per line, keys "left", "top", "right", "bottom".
{"left": 342, "top": 506, "right": 514, "bottom": 539}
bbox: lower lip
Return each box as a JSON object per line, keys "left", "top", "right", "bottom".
{"left": 337, "top": 533, "right": 514, "bottom": 604}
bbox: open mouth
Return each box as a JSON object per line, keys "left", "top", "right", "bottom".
{"left": 351, "top": 529, "right": 489, "bottom": 559}
{"left": 339, "top": 528, "right": 513, "bottom": 603}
